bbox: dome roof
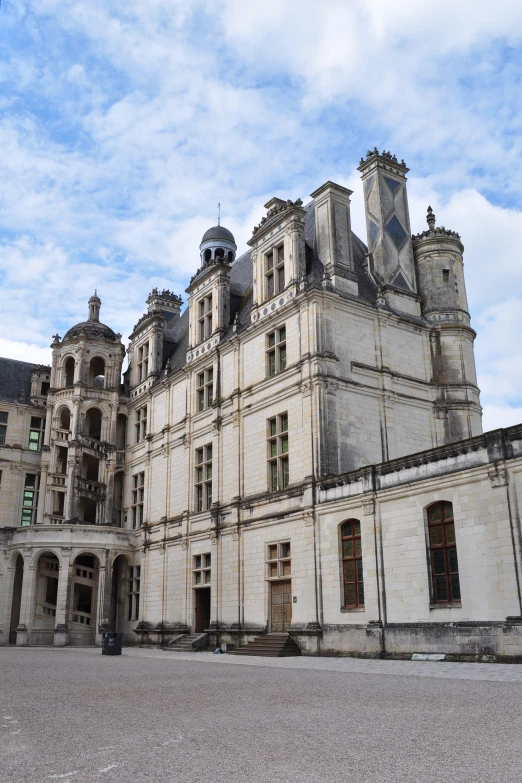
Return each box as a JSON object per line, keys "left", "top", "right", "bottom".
{"left": 201, "top": 225, "right": 236, "bottom": 246}
{"left": 62, "top": 321, "right": 119, "bottom": 343}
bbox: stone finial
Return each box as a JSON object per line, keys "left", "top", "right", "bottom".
{"left": 426, "top": 206, "right": 436, "bottom": 232}
{"left": 52, "top": 333, "right": 61, "bottom": 345}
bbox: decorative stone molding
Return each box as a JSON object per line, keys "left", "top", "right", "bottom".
{"left": 363, "top": 500, "right": 375, "bottom": 516}
{"left": 488, "top": 465, "right": 508, "bottom": 488}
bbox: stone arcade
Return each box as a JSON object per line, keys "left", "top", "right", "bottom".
{"left": 1, "top": 149, "right": 521, "bottom": 659}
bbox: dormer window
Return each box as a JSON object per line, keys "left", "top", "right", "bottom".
{"left": 137, "top": 342, "right": 149, "bottom": 382}
{"left": 198, "top": 295, "right": 213, "bottom": 342}
{"left": 266, "top": 244, "right": 285, "bottom": 300}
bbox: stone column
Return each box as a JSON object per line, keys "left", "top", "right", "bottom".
{"left": 54, "top": 553, "right": 72, "bottom": 647}
{"left": 16, "top": 556, "right": 37, "bottom": 646}
{"left": 0, "top": 559, "right": 18, "bottom": 646}
{"left": 95, "top": 556, "right": 107, "bottom": 646}
{"left": 71, "top": 398, "right": 82, "bottom": 439}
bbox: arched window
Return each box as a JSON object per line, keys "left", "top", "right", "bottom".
{"left": 59, "top": 407, "right": 71, "bottom": 431}
{"left": 204, "top": 248, "right": 212, "bottom": 263}
{"left": 427, "top": 501, "right": 461, "bottom": 603}
{"left": 89, "top": 357, "right": 105, "bottom": 388}
{"left": 341, "top": 519, "right": 364, "bottom": 608}
{"left": 214, "top": 247, "right": 224, "bottom": 259}
{"left": 64, "top": 357, "right": 75, "bottom": 387}
{"left": 85, "top": 408, "right": 102, "bottom": 441}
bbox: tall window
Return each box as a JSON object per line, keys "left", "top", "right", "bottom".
{"left": 137, "top": 342, "right": 149, "bottom": 382}
{"left": 428, "top": 501, "right": 461, "bottom": 603}
{"left": 196, "top": 367, "right": 214, "bottom": 411}
{"left": 267, "top": 413, "right": 289, "bottom": 492}
{"left": 0, "top": 411, "right": 8, "bottom": 445}
{"left": 195, "top": 445, "right": 213, "bottom": 511}
{"left": 198, "top": 295, "right": 213, "bottom": 342}
{"left": 135, "top": 406, "right": 148, "bottom": 443}
{"left": 267, "top": 541, "right": 291, "bottom": 579}
{"left": 131, "top": 472, "right": 145, "bottom": 528}
{"left": 127, "top": 565, "right": 141, "bottom": 620}
{"left": 21, "top": 473, "right": 39, "bottom": 526}
{"left": 193, "top": 553, "right": 211, "bottom": 585}
{"left": 266, "top": 244, "right": 285, "bottom": 299}
{"left": 28, "top": 416, "right": 44, "bottom": 451}
{"left": 341, "top": 520, "right": 364, "bottom": 608}
{"left": 267, "top": 326, "right": 287, "bottom": 377}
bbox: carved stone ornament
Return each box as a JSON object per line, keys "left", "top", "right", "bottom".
{"left": 363, "top": 500, "right": 375, "bottom": 516}
{"left": 488, "top": 466, "right": 508, "bottom": 488}
{"left": 304, "top": 511, "right": 314, "bottom": 527}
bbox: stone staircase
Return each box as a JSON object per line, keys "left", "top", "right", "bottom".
{"left": 166, "top": 633, "right": 209, "bottom": 652}
{"left": 229, "top": 633, "right": 301, "bottom": 657}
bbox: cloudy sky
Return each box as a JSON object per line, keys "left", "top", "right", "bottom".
{"left": 1, "top": 0, "right": 522, "bottom": 431}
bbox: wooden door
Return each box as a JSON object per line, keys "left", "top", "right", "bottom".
{"left": 270, "top": 581, "right": 292, "bottom": 632}
{"left": 195, "top": 588, "right": 211, "bottom": 633}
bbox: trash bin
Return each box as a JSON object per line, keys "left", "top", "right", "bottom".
{"left": 102, "top": 632, "right": 122, "bottom": 656}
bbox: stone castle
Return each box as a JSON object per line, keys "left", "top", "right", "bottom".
{"left": 1, "top": 149, "right": 521, "bottom": 659}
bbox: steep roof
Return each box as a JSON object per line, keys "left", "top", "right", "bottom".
{"left": 0, "top": 358, "right": 39, "bottom": 403}
{"left": 160, "top": 202, "right": 377, "bottom": 381}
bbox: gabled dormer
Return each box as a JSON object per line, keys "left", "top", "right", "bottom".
{"left": 247, "top": 197, "right": 306, "bottom": 326}
{"left": 128, "top": 289, "right": 182, "bottom": 392}
{"left": 185, "top": 224, "right": 237, "bottom": 364}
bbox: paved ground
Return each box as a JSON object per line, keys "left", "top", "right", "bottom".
{"left": 1, "top": 648, "right": 522, "bottom": 783}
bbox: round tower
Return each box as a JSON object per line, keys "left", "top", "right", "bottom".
{"left": 413, "top": 207, "right": 469, "bottom": 326}
{"left": 413, "top": 208, "right": 481, "bottom": 442}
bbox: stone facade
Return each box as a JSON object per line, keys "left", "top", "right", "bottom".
{"left": 2, "top": 150, "right": 520, "bottom": 658}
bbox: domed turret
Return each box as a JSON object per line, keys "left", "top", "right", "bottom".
{"left": 199, "top": 223, "right": 237, "bottom": 266}
{"left": 62, "top": 291, "right": 120, "bottom": 344}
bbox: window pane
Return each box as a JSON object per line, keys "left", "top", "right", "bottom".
{"left": 442, "top": 501, "right": 453, "bottom": 521}
{"left": 282, "top": 458, "right": 289, "bottom": 488}
{"left": 206, "top": 483, "right": 212, "bottom": 507}
{"left": 269, "top": 563, "right": 278, "bottom": 577}
{"left": 206, "top": 444, "right": 212, "bottom": 461}
{"left": 205, "top": 553, "right": 211, "bottom": 568}
{"left": 429, "top": 525, "right": 444, "bottom": 546}
{"left": 354, "top": 520, "right": 361, "bottom": 535}
{"left": 280, "top": 542, "right": 290, "bottom": 559}
{"left": 268, "top": 332, "right": 276, "bottom": 348}
{"left": 25, "top": 475, "right": 36, "bottom": 488}
{"left": 343, "top": 560, "right": 355, "bottom": 582}
{"left": 196, "top": 467, "right": 204, "bottom": 483}
{"left": 428, "top": 504, "right": 441, "bottom": 523}
{"left": 278, "top": 266, "right": 285, "bottom": 291}
{"left": 266, "top": 252, "right": 274, "bottom": 270}
{"left": 451, "top": 573, "right": 461, "bottom": 601}
{"left": 269, "top": 418, "right": 277, "bottom": 437}
{"left": 343, "top": 539, "right": 354, "bottom": 557}
{"left": 204, "top": 571, "right": 211, "bottom": 584}
{"left": 270, "top": 440, "right": 277, "bottom": 458}
{"left": 268, "top": 352, "right": 276, "bottom": 376}
{"left": 23, "top": 491, "right": 34, "bottom": 505}
{"left": 194, "top": 555, "right": 201, "bottom": 568}
{"left": 279, "top": 346, "right": 287, "bottom": 371}
{"left": 30, "top": 416, "right": 42, "bottom": 428}
{"left": 196, "top": 448, "right": 203, "bottom": 464}
{"left": 357, "top": 581, "right": 365, "bottom": 606}
{"left": 268, "top": 544, "right": 277, "bottom": 560}
{"left": 448, "top": 547, "right": 459, "bottom": 573}
{"left": 206, "top": 465, "right": 212, "bottom": 480}
{"left": 344, "top": 584, "right": 356, "bottom": 607}
{"left": 0, "top": 412, "right": 7, "bottom": 424}
{"left": 270, "top": 461, "right": 278, "bottom": 492}
{"left": 280, "top": 414, "right": 288, "bottom": 432}
{"left": 445, "top": 523, "right": 456, "bottom": 544}
{"left": 357, "top": 559, "right": 364, "bottom": 583}
{"left": 434, "top": 575, "right": 448, "bottom": 602}
{"left": 432, "top": 550, "right": 446, "bottom": 575}
{"left": 279, "top": 326, "right": 286, "bottom": 342}
{"left": 355, "top": 538, "right": 362, "bottom": 556}
{"left": 280, "top": 435, "right": 289, "bottom": 454}
{"left": 342, "top": 521, "right": 352, "bottom": 537}
{"left": 195, "top": 572, "right": 201, "bottom": 585}
{"left": 282, "top": 561, "right": 291, "bottom": 576}
{"left": 207, "top": 386, "right": 214, "bottom": 405}
{"left": 277, "top": 244, "right": 285, "bottom": 262}
{"left": 197, "top": 390, "right": 205, "bottom": 411}
{"left": 267, "top": 274, "right": 274, "bottom": 298}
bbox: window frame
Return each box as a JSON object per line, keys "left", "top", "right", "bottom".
{"left": 131, "top": 471, "right": 145, "bottom": 529}
{"left": 198, "top": 295, "right": 213, "bottom": 343}
{"left": 340, "top": 519, "right": 364, "bottom": 609}
{"left": 193, "top": 552, "right": 212, "bottom": 586}
{"left": 427, "top": 501, "right": 461, "bottom": 605}
{"left": 127, "top": 565, "right": 141, "bottom": 621}
{"left": 0, "top": 411, "right": 8, "bottom": 446}
{"left": 267, "top": 413, "right": 289, "bottom": 492}
{"left": 28, "top": 415, "right": 45, "bottom": 452}
{"left": 196, "top": 367, "right": 214, "bottom": 412}
{"left": 195, "top": 444, "right": 213, "bottom": 512}
{"left": 21, "top": 473, "right": 39, "bottom": 526}
{"left": 137, "top": 342, "right": 149, "bottom": 383}
{"left": 135, "top": 406, "right": 148, "bottom": 443}
{"left": 265, "top": 244, "right": 285, "bottom": 300}
{"left": 266, "top": 541, "right": 291, "bottom": 580}
{"left": 266, "top": 326, "right": 287, "bottom": 377}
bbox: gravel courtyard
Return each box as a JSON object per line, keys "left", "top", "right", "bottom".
{"left": 1, "top": 647, "right": 522, "bottom": 783}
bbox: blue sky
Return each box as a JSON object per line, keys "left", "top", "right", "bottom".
{"left": 1, "top": 0, "right": 522, "bottom": 431}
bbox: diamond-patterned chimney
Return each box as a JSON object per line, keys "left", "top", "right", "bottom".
{"left": 358, "top": 149, "right": 417, "bottom": 297}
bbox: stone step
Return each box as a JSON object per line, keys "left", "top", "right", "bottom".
{"left": 230, "top": 634, "right": 301, "bottom": 657}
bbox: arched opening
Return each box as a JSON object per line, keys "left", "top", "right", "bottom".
{"left": 113, "top": 471, "right": 124, "bottom": 527}
{"left": 227, "top": 250, "right": 234, "bottom": 262}
{"left": 89, "top": 356, "right": 106, "bottom": 388}
{"left": 110, "top": 555, "right": 129, "bottom": 634}
{"left": 81, "top": 453, "right": 100, "bottom": 482}
{"left": 340, "top": 520, "right": 364, "bottom": 609}
{"left": 85, "top": 408, "right": 102, "bottom": 440}
{"left": 116, "top": 414, "right": 127, "bottom": 451}
{"left": 69, "top": 554, "right": 99, "bottom": 645}
{"left": 59, "top": 407, "right": 71, "bottom": 431}
{"left": 427, "top": 501, "right": 460, "bottom": 603}
{"left": 9, "top": 554, "right": 24, "bottom": 644}
{"left": 33, "top": 552, "right": 60, "bottom": 645}
{"left": 64, "top": 357, "right": 75, "bottom": 387}
{"left": 204, "top": 248, "right": 212, "bottom": 263}
{"left": 214, "top": 247, "right": 224, "bottom": 259}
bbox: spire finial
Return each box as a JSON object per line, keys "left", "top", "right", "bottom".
{"left": 426, "top": 206, "right": 436, "bottom": 232}
{"left": 88, "top": 290, "right": 101, "bottom": 322}
{"left": 217, "top": 202, "right": 221, "bottom": 226}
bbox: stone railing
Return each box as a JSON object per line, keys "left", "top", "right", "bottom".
{"left": 76, "top": 476, "right": 106, "bottom": 500}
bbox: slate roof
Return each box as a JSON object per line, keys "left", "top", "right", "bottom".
{"left": 62, "top": 320, "right": 119, "bottom": 342}
{"left": 201, "top": 225, "right": 236, "bottom": 245}
{"left": 159, "top": 202, "right": 377, "bottom": 382}
{"left": 0, "top": 358, "right": 47, "bottom": 404}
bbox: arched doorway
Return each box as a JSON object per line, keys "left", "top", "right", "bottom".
{"left": 69, "top": 554, "right": 99, "bottom": 646}
{"left": 33, "top": 552, "right": 60, "bottom": 645}
{"left": 9, "top": 554, "right": 24, "bottom": 644}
